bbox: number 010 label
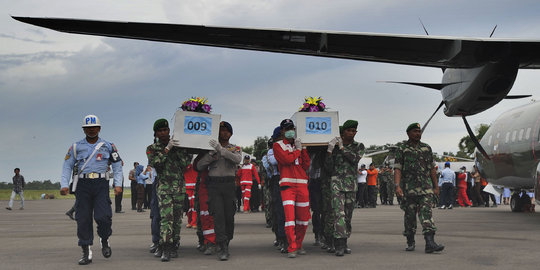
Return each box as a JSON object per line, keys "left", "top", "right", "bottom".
{"left": 305, "top": 117, "right": 331, "bottom": 135}
{"left": 184, "top": 116, "right": 212, "bottom": 136}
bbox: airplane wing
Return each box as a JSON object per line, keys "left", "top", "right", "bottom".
{"left": 12, "top": 16, "right": 540, "bottom": 69}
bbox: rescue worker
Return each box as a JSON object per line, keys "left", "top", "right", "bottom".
{"left": 273, "top": 119, "right": 311, "bottom": 258}
{"left": 394, "top": 123, "right": 444, "bottom": 254}
{"left": 325, "top": 120, "right": 365, "bottom": 256}
{"left": 146, "top": 119, "right": 192, "bottom": 262}
{"left": 237, "top": 155, "right": 261, "bottom": 213}
{"left": 184, "top": 163, "right": 198, "bottom": 228}
{"left": 197, "top": 121, "right": 242, "bottom": 261}
{"left": 60, "top": 115, "right": 123, "bottom": 265}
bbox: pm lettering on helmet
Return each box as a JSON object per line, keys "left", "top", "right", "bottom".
{"left": 86, "top": 117, "right": 96, "bottom": 125}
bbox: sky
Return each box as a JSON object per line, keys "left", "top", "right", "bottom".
{"left": 2, "top": 0, "right": 540, "bottom": 183}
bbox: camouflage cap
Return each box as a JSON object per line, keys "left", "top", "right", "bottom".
{"left": 406, "top": 122, "right": 421, "bottom": 132}
{"left": 153, "top": 118, "right": 169, "bottom": 131}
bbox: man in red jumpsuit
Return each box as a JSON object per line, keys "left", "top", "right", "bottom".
{"left": 184, "top": 163, "right": 198, "bottom": 228}
{"left": 236, "top": 155, "right": 261, "bottom": 213}
{"left": 457, "top": 166, "right": 472, "bottom": 207}
{"left": 273, "top": 119, "right": 311, "bottom": 258}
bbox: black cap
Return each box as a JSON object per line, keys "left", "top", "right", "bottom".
{"left": 280, "top": 119, "right": 295, "bottom": 129}
{"left": 244, "top": 155, "right": 250, "bottom": 159}
{"left": 220, "top": 121, "right": 233, "bottom": 134}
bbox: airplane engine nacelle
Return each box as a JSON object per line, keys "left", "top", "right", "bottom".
{"left": 441, "top": 58, "right": 519, "bottom": 116}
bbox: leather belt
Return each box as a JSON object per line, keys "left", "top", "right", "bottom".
{"left": 81, "top": 173, "right": 106, "bottom": 179}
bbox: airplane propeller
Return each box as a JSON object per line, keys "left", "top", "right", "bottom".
{"left": 462, "top": 116, "right": 490, "bottom": 160}
{"left": 421, "top": 101, "right": 444, "bottom": 133}
{"left": 504, "top": 94, "right": 532, "bottom": 99}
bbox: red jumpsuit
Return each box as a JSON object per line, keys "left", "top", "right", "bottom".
{"left": 236, "top": 163, "right": 260, "bottom": 212}
{"left": 184, "top": 164, "right": 198, "bottom": 227}
{"left": 457, "top": 172, "right": 472, "bottom": 207}
{"left": 273, "top": 139, "right": 311, "bottom": 253}
{"left": 198, "top": 170, "right": 216, "bottom": 245}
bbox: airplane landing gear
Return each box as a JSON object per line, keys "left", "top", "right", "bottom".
{"left": 510, "top": 193, "right": 520, "bottom": 212}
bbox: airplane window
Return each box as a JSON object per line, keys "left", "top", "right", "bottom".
{"left": 512, "top": 130, "right": 517, "bottom": 142}
{"left": 526, "top": 127, "right": 531, "bottom": 140}
{"left": 519, "top": 129, "right": 524, "bottom": 141}
{"left": 488, "top": 135, "right": 492, "bottom": 146}
{"left": 505, "top": 132, "right": 510, "bottom": 143}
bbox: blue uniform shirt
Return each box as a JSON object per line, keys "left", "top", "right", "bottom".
{"left": 438, "top": 167, "right": 456, "bottom": 187}
{"left": 61, "top": 137, "right": 123, "bottom": 188}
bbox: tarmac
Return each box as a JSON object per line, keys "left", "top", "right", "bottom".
{"left": 1, "top": 198, "right": 540, "bottom": 270}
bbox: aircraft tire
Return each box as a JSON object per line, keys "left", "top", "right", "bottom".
{"left": 510, "top": 193, "right": 521, "bottom": 212}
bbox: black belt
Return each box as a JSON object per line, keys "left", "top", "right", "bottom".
{"left": 207, "top": 176, "right": 235, "bottom": 183}
{"left": 81, "top": 173, "right": 106, "bottom": 179}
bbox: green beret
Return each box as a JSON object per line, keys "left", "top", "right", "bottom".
{"left": 153, "top": 118, "right": 169, "bottom": 131}
{"left": 406, "top": 122, "right": 421, "bottom": 132}
{"left": 343, "top": 120, "right": 358, "bottom": 130}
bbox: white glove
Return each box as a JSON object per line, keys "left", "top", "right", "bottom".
{"left": 294, "top": 138, "right": 302, "bottom": 150}
{"left": 337, "top": 137, "right": 344, "bottom": 150}
{"left": 328, "top": 137, "right": 339, "bottom": 153}
{"left": 258, "top": 184, "right": 262, "bottom": 190}
{"left": 209, "top": 139, "right": 222, "bottom": 151}
{"left": 165, "top": 135, "right": 177, "bottom": 151}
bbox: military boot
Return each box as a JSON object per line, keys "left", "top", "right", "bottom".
{"left": 161, "top": 243, "right": 171, "bottom": 262}
{"left": 154, "top": 244, "right": 163, "bottom": 257}
{"left": 335, "top": 238, "right": 345, "bottom": 257}
{"left": 218, "top": 242, "right": 229, "bottom": 261}
{"left": 279, "top": 238, "right": 288, "bottom": 253}
{"left": 204, "top": 243, "right": 216, "bottom": 255}
{"left": 170, "top": 241, "right": 179, "bottom": 258}
{"left": 344, "top": 238, "right": 351, "bottom": 254}
{"left": 326, "top": 237, "right": 335, "bottom": 253}
{"left": 78, "top": 245, "right": 92, "bottom": 265}
{"left": 313, "top": 233, "right": 321, "bottom": 246}
{"left": 100, "top": 238, "right": 112, "bottom": 258}
{"left": 424, "top": 232, "right": 444, "bottom": 253}
{"left": 405, "top": 234, "right": 415, "bottom": 251}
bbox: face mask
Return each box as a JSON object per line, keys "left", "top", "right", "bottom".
{"left": 285, "top": 130, "right": 295, "bottom": 139}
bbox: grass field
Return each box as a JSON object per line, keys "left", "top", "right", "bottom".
{"left": 0, "top": 189, "right": 132, "bottom": 200}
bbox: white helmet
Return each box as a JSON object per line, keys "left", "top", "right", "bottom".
{"left": 82, "top": 115, "right": 101, "bottom": 127}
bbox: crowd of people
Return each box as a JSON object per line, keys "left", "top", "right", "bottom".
{"left": 57, "top": 114, "right": 451, "bottom": 265}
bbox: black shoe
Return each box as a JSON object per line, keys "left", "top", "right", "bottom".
{"left": 6, "top": 207, "right": 12, "bottom": 210}
{"left": 78, "top": 245, "right": 92, "bottom": 265}
{"left": 335, "top": 238, "right": 345, "bottom": 257}
{"left": 218, "top": 242, "right": 229, "bottom": 261}
{"left": 204, "top": 243, "right": 216, "bottom": 255}
{"left": 150, "top": 242, "right": 159, "bottom": 253}
{"left": 101, "top": 238, "right": 112, "bottom": 258}
{"left": 170, "top": 241, "right": 179, "bottom": 258}
{"left": 137, "top": 209, "right": 145, "bottom": 212}
{"left": 65, "top": 210, "right": 75, "bottom": 220}
{"left": 154, "top": 244, "right": 163, "bottom": 257}
{"left": 131, "top": 207, "right": 136, "bottom": 210}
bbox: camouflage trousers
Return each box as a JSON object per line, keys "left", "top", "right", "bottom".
{"left": 384, "top": 178, "right": 395, "bottom": 203}
{"left": 158, "top": 192, "right": 185, "bottom": 244}
{"left": 321, "top": 181, "right": 335, "bottom": 239}
{"left": 400, "top": 195, "right": 437, "bottom": 235}
{"left": 332, "top": 191, "right": 355, "bottom": 239}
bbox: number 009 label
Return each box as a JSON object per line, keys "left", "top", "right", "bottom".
{"left": 184, "top": 116, "right": 212, "bottom": 136}
{"left": 305, "top": 117, "right": 331, "bottom": 135}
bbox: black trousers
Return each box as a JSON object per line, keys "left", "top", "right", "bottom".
{"left": 144, "top": 184, "right": 152, "bottom": 209}
{"left": 271, "top": 175, "right": 286, "bottom": 239}
{"left": 114, "top": 186, "right": 123, "bottom": 212}
{"left": 250, "top": 181, "right": 261, "bottom": 211}
{"left": 367, "top": 185, "right": 378, "bottom": 206}
{"left": 356, "top": 183, "right": 367, "bottom": 207}
{"left": 440, "top": 183, "right": 455, "bottom": 207}
{"left": 130, "top": 181, "right": 138, "bottom": 210}
{"left": 308, "top": 178, "right": 323, "bottom": 236}
{"left": 207, "top": 178, "right": 236, "bottom": 243}
{"left": 75, "top": 178, "right": 112, "bottom": 246}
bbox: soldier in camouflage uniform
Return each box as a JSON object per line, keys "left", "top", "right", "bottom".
{"left": 146, "top": 119, "right": 192, "bottom": 262}
{"left": 394, "top": 123, "right": 444, "bottom": 254}
{"left": 380, "top": 163, "right": 395, "bottom": 205}
{"left": 325, "top": 120, "right": 365, "bottom": 256}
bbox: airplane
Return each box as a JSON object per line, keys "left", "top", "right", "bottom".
{"left": 475, "top": 100, "right": 540, "bottom": 211}
{"left": 11, "top": 16, "right": 540, "bottom": 158}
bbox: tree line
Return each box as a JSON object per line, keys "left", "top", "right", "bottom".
{"left": 0, "top": 180, "right": 60, "bottom": 190}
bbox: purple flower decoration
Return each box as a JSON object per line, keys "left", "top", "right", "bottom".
{"left": 202, "top": 104, "right": 212, "bottom": 113}
{"left": 302, "top": 103, "right": 310, "bottom": 110}
{"left": 309, "top": 105, "right": 319, "bottom": 112}
{"left": 319, "top": 102, "right": 326, "bottom": 109}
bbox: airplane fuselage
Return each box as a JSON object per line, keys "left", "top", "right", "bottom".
{"left": 475, "top": 101, "right": 540, "bottom": 193}
{"left": 441, "top": 58, "right": 519, "bottom": 116}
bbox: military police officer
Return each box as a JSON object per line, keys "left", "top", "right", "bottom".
{"left": 325, "top": 120, "right": 365, "bottom": 256}
{"left": 61, "top": 115, "right": 123, "bottom": 265}
{"left": 394, "top": 123, "right": 444, "bottom": 254}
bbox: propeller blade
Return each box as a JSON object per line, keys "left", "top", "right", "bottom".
{"left": 504, "top": 95, "right": 532, "bottom": 99}
{"left": 421, "top": 101, "right": 445, "bottom": 133}
{"left": 489, "top": 25, "right": 498, "bottom": 38}
{"left": 418, "top": 18, "right": 429, "bottom": 36}
{"left": 462, "top": 116, "right": 491, "bottom": 160}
